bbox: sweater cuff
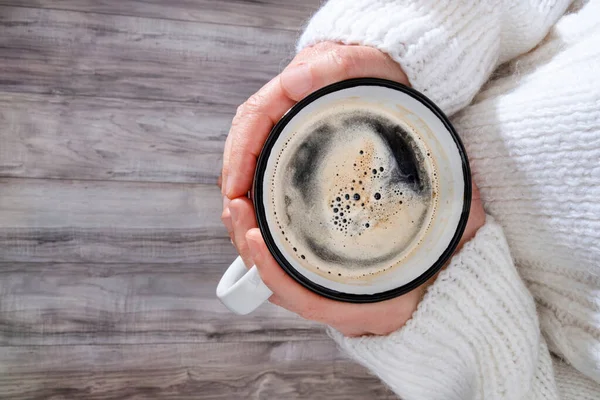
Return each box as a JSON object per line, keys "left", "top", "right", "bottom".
{"left": 297, "top": 0, "right": 502, "bottom": 116}
{"left": 328, "top": 217, "right": 547, "bottom": 400}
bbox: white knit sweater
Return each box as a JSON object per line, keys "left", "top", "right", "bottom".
{"left": 298, "top": 1, "right": 600, "bottom": 399}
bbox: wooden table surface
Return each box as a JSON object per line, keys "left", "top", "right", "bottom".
{"left": 0, "top": 1, "right": 394, "bottom": 399}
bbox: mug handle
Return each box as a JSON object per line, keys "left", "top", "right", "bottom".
{"left": 216, "top": 256, "right": 273, "bottom": 315}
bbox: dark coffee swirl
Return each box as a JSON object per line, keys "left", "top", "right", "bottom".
{"left": 268, "top": 105, "right": 437, "bottom": 279}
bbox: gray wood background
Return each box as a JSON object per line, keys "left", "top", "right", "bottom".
{"left": 0, "top": 1, "right": 394, "bottom": 399}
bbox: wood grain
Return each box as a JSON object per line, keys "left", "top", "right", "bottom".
{"left": 0, "top": 6, "right": 296, "bottom": 104}
{"left": 0, "top": 0, "right": 320, "bottom": 31}
{"left": 0, "top": 342, "right": 394, "bottom": 400}
{"left": 0, "top": 3, "right": 394, "bottom": 399}
{"left": 0, "top": 178, "right": 231, "bottom": 263}
{"left": 0, "top": 262, "right": 325, "bottom": 346}
{"left": 0, "top": 93, "right": 227, "bottom": 183}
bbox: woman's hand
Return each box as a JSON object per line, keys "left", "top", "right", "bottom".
{"left": 221, "top": 42, "right": 409, "bottom": 201}
{"left": 226, "top": 186, "right": 484, "bottom": 337}
{"left": 222, "top": 41, "right": 409, "bottom": 268}
{"left": 221, "top": 42, "right": 486, "bottom": 337}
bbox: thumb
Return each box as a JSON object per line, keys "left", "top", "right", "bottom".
{"left": 279, "top": 63, "right": 314, "bottom": 102}
{"left": 280, "top": 44, "right": 409, "bottom": 101}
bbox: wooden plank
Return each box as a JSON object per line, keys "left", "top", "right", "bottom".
{"left": 0, "top": 178, "right": 232, "bottom": 263}
{"left": 0, "top": 6, "right": 296, "bottom": 104}
{"left": 0, "top": 262, "right": 325, "bottom": 345}
{"left": 0, "top": 342, "right": 394, "bottom": 399}
{"left": 0, "top": 0, "right": 320, "bottom": 31}
{"left": 0, "top": 93, "right": 226, "bottom": 183}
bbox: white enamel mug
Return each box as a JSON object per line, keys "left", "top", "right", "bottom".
{"left": 217, "top": 78, "right": 471, "bottom": 315}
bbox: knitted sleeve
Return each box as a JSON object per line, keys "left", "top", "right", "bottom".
{"left": 298, "top": 0, "right": 571, "bottom": 115}
{"left": 328, "top": 217, "right": 600, "bottom": 399}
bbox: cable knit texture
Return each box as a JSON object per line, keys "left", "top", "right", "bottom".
{"left": 300, "top": 0, "right": 600, "bottom": 399}
{"left": 329, "top": 219, "right": 557, "bottom": 400}
{"left": 299, "top": 0, "right": 571, "bottom": 116}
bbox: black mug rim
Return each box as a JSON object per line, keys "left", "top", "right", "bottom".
{"left": 252, "top": 78, "right": 471, "bottom": 303}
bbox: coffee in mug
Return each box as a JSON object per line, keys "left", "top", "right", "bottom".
{"left": 217, "top": 78, "right": 471, "bottom": 314}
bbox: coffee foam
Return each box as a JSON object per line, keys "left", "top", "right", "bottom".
{"left": 267, "top": 102, "right": 438, "bottom": 281}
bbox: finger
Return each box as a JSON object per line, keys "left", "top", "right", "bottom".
{"left": 457, "top": 180, "right": 486, "bottom": 250}
{"left": 221, "top": 125, "right": 238, "bottom": 197}
{"left": 229, "top": 197, "right": 258, "bottom": 268}
{"left": 225, "top": 45, "right": 410, "bottom": 200}
{"left": 226, "top": 45, "right": 409, "bottom": 199}
{"left": 221, "top": 197, "right": 234, "bottom": 243}
{"left": 220, "top": 135, "right": 230, "bottom": 195}
{"left": 223, "top": 77, "right": 295, "bottom": 199}
{"left": 222, "top": 196, "right": 231, "bottom": 213}
{"left": 245, "top": 228, "right": 416, "bottom": 335}
{"left": 470, "top": 181, "right": 485, "bottom": 227}
{"left": 246, "top": 228, "right": 336, "bottom": 322}
{"left": 280, "top": 44, "right": 409, "bottom": 102}
{"left": 268, "top": 293, "right": 282, "bottom": 306}
{"left": 471, "top": 180, "right": 481, "bottom": 201}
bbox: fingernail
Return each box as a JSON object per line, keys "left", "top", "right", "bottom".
{"left": 281, "top": 64, "right": 313, "bottom": 99}
{"left": 225, "top": 173, "right": 236, "bottom": 198}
